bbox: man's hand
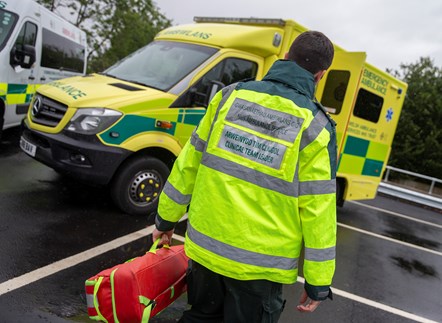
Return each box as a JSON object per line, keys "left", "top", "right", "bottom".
{"left": 297, "top": 290, "right": 321, "bottom": 312}
{"left": 152, "top": 228, "right": 174, "bottom": 245}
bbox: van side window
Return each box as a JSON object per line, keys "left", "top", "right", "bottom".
{"left": 353, "top": 88, "right": 384, "bottom": 123}
{"left": 320, "top": 70, "right": 350, "bottom": 115}
{"left": 41, "top": 28, "right": 85, "bottom": 73}
{"left": 15, "top": 21, "right": 37, "bottom": 47}
{"left": 172, "top": 58, "right": 258, "bottom": 108}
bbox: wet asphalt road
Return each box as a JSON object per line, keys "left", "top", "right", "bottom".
{"left": 0, "top": 127, "right": 441, "bottom": 323}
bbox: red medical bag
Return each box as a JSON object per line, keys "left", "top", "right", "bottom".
{"left": 85, "top": 239, "right": 188, "bottom": 323}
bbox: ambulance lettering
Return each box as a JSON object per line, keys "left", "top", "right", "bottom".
{"left": 361, "top": 69, "right": 388, "bottom": 95}
{"left": 62, "top": 27, "right": 76, "bottom": 40}
{"left": 160, "top": 29, "right": 212, "bottom": 40}
{"left": 49, "top": 81, "right": 86, "bottom": 99}
{"left": 347, "top": 121, "right": 377, "bottom": 139}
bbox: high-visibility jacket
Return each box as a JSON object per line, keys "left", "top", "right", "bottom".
{"left": 156, "top": 60, "right": 337, "bottom": 296}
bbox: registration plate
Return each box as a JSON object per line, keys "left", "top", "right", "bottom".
{"left": 20, "top": 137, "right": 37, "bottom": 157}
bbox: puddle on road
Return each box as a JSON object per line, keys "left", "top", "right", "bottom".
{"left": 384, "top": 230, "right": 440, "bottom": 249}
{"left": 390, "top": 256, "right": 439, "bottom": 278}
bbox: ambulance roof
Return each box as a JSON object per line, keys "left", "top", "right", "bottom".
{"left": 155, "top": 17, "right": 308, "bottom": 57}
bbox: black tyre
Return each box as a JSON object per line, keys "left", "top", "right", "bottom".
{"left": 111, "top": 156, "right": 170, "bottom": 216}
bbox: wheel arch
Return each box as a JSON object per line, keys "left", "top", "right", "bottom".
{"left": 110, "top": 146, "right": 177, "bottom": 187}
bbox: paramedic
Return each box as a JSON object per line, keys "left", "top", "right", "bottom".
{"left": 153, "top": 30, "right": 337, "bottom": 322}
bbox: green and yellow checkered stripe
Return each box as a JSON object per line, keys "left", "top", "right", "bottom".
{"left": 338, "top": 135, "right": 388, "bottom": 177}
{"left": 100, "top": 109, "right": 205, "bottom": 145}
{"left": 0, "top": 83, "right": 37, "bottom": 105}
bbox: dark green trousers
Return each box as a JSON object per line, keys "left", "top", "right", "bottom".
{"left": 179, "top": 260, "right": 285, "bottom": 323}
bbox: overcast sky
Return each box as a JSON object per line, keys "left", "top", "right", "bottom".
{"left": 154, "top": 0, "right": 442, "bottom": 72}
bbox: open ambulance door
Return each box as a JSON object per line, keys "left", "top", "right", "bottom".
{"left": 315, "top": 51, "right": 366, "bottom": 205}
{"left": 316, "top": 51, "right": 366, "bottom": 153}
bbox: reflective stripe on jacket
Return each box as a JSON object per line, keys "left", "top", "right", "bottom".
{"left": 157, "top": 60, "right": 337, "bottom": 286}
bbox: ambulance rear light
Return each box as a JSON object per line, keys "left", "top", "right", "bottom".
{"left": 194, "top": 17, "right": 286, "bottom": 27}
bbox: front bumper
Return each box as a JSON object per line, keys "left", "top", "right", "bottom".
{"left": 21, "top": 120, "right": 131, "bottom": 186}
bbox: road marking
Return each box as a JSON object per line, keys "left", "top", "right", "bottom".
{"left": 0, "top": 216, "right": 190, "bottom": 297}
{"left": 297, "top": 276, "right": 438, "bottom": 323}
{"left": 348, "top": 201, "right": 442, "bottom": 229}
{"left": 337, "top": 223, "right": 442, "bottom": 257}
{"left": 0, "top": 227, "right": 153, "bottom": 296}
{"left": 0, "top": 217, "right": 438, "bottom": 323}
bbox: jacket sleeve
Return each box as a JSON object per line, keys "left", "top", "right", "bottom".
{"left": 298, "top": 110, "right": 337, "bottom": 301}
{"left": 155, "top": 89, "right": 228, "bottom": 231}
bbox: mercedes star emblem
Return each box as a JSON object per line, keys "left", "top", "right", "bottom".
{"left": 32, "top": 96, "right": 42, "bottom": 117}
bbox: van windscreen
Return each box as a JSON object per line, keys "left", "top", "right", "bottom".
{"left": 0, "top": 9, "right": 18, "bottom": 52}
{"left": 104, "top": 40, "right": 218, "bottom": 91}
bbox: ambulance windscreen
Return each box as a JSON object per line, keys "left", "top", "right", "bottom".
{"left": 104, "top": 40, "right": 218, "bottom": 91}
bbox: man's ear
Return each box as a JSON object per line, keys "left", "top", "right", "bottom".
{"left": 314, "top": 70, "right": 327, "bottom": 83}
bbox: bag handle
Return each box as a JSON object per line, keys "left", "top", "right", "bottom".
{"left": 148, "top": 238, "right": 170, "bottom": 254}
{"left": 92, "top": 276, "right": 109, "bottom": 323}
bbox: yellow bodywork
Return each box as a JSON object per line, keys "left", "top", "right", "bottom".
{"left": 25, "top": 17, "right": 407, "bottom": 203}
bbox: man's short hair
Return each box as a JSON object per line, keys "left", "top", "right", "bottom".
{"left": 287, "top": 31, "right": 334, "bottom": 74}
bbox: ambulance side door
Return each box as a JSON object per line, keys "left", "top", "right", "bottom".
{"left": 170, "top": 52, "right": 263, "bottom": 146}
{"left": 315, "top": 51, "right": 366, "bottom": 155}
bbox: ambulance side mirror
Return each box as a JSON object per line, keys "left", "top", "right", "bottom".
{"left": 207, "top": 80, "right": 225, "bottom": 104}
{"left": 169, "top": 80, "right": 226, "bottom": 108}
{"left": 10, "top": 44, "right": 36, "bottom": 69}
{"left": 187, "top": 87, "right": 197, "bottom": 106}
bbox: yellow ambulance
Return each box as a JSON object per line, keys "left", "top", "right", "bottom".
{"left": 20, "top": 17, "right": 407, "bottom": 215}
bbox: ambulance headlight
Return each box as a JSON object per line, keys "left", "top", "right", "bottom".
{"left": 66, "top": 108, "right": 122, "bottom": 134}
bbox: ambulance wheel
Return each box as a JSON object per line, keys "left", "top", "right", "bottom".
{"left": 111, "top": 156, "right": 170, "bottom": 216}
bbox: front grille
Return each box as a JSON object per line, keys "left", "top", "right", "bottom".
{"left": 31, "top": 94, "right": 68, "bottom": 127}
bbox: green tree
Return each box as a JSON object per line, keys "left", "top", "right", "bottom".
{"left": 88, "top": 0, "right": 171, "bottom": 71}
{"left": 36, "top": 0, "right": 171, "bottom": 72}
{"left": 388, "top": 57, "right": 442, "bottom": 178}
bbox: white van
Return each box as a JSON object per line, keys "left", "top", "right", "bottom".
{"left": 0, "top": 0, "right": 87, "bottom": 139}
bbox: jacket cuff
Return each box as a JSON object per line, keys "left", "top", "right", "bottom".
{"left": 304, "top": 281, "right": 333, "bottom": 301}
{"left": 155, "top": 213, "right": 177, "bottom": 231}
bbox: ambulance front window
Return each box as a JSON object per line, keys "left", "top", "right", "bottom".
{"left": 172, "top": 58, "right": 258, "bottom": 108}
{"left": 0, "top": 9, "right": 18, "bottom": 52}
{"left": 104, "top": 41, "right": 218, "bottom": 91}
{"left": 320, "top": 70, "right": 350, "bottom": 115}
